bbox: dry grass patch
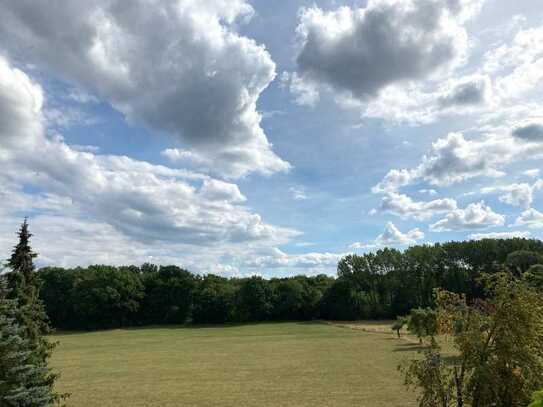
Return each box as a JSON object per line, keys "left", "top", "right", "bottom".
{"left": 51, "top": 322, "right": 421, "bottom": 407}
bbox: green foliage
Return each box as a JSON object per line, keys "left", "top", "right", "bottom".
{"left": 270, "top": 279, "right": 305, "bottom": 319}
{"left": 319, "top": 277, "right": 366, "bottom": 320}
{"left": 37, "top": 268, "right": 75, "bottom": 329}
{"left": 0, "top": 279, "right": 59, "bottom": 406}
{"left": 407, "top": 308, "right": 437, "bottom": 343}
{"left": 528, "top": 389, "right": 543, "bottom": 407}
{"left": 235, "top": 276, "right": 275, "bottom": 321}
{"left": 7, "top": 220, "right": 39, "bottom": 289}
{"left": 34, "top": 237, "right": 543, "bottom": 330}
{"left": 401, "top": 339, "right": 456, "bottom": 407}
{"left": 506, "top": 250, "right": 543, "bottom": 275}
{"left": 140, "top": 266, "right": 194, "bottom": 325}
{"left": 524, "top": 264, "right": 543, "bottom": 290}
{"left": 402, "top": 273, "right": 543, "bottom": 407}
{"left": 38, "top": 266, "right": 334, "bottom": 329}
{"left": 268, "top": 275, "right": 331, "bottom": 320}
{"left": 6, "top": 220, "right": 51, "bottom": 351}
{"left": 2, "top": 221, "right": 66, "bottom": 406}
{"left": 74, "top": 265, "right": 144, "bottom": 328}
{"left": 192, "top": 275, "right": 234, "bottom": 324}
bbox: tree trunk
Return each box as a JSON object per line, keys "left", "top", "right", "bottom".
{"left": 454, "top": 367, "right": 463, "bottom": 407}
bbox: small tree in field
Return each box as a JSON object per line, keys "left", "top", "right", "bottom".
{"left": 391, "top": 316, "right": 407, "bottom": 338}
{"left": 407, "top": 308, "right": 437, "bottom": 343}
{"left": 401, "top": 273, "right": 543, "bottom": 407}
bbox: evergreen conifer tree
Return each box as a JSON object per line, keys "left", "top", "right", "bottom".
{"left": 8, "top": 219, "right": 39, "bottom": 292}
{"left": 2, "top": 220, "right": 66, "bottom": 405}
{"left": 7, "top": 219, "right": 51, "bottom": 356}
{"left": 0, "top": 278, "right": 61, "bottom": 406}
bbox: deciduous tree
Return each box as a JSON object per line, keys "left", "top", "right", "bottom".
{"left": 402, "top": 273, "right": 543, "bottom": 407}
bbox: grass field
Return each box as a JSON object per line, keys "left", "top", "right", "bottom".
{"left": 51, "top": 322, "right": 423, "bottom": 407}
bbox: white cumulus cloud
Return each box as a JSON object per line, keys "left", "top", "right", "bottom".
{"left": 524, "top": 169, "right": 541, "bottom": 178}
{"left": 514, "top": 208, "right": 543, "bottom": 229}
{"left": 374, "top": 131, "right": 543, "bottom": 191}
{"left": 0, "top": 0, "right": 289, "bottom": 178}
{"left": 481, "top": 179, "right": 543, "bottom": 209}
{"left": 373, "top": 192, "right": 457, "bottom": 220}
{"left": 430, "top": 201, "right": 505, "bottom": 231}
{"left": 0, "top": 55, "right": 298, "bottom": 266}
{"left": 350, "top": 222, "right": 424, "bottom": 249}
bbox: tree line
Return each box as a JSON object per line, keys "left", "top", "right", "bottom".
{"left": 38, "top": 265, "right": 334, "bottom": 329}
{"left": 36, "top": 237, "right": 543, "bottom": 330}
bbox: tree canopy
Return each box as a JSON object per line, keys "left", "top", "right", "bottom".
{"left": 402, "top": 273, "right": 543, "bottom": 407}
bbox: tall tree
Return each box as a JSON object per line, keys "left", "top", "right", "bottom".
{"left": 0, "top": 278, "right": 62, "bottom": 406}
{"left": 235, "top": 277, "right": 274, "bottom": 321}
{"left": 7, "top": 219, "right": 50, "bottom": 347}
{"left": 140, "top": 265, "right": 194, "bottom": 325}
{"left": 193, "top": 275, "right": 234, "bottom": 324}
{"left": 8, "top": 220, "right": 38, "bottom": 287}
{"left": 402, "top": 273, "right": 543, "bottom": 407}
{"left": 4, "top": 220, "right": 65, "bottom": 404}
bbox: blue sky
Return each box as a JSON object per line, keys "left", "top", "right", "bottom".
{"left": 0, "top": 0, "right": 542, "bottom": 276}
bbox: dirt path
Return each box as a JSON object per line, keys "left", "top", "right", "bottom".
{"left": 324, "top": 320, "right": 422, "bottom": 345}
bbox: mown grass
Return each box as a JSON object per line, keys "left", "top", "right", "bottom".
{"left": 51, "top": 321, "right": 422, "bottom": 407}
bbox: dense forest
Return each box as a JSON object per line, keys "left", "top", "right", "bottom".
{"left": 36, "top": 238, "right": 543, "bottom": 330}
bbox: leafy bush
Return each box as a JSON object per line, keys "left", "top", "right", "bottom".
{"left": 407, "top": 308, "right": 437, "bottom": 343}
{"left": 529, "top": 389, "right": 543, "bottom": 407}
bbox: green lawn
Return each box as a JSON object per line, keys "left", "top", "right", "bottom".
{"left": 51, "top": 322, "right": 422, "bottom": 407}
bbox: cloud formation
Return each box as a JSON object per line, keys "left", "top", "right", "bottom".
{"left": 288, "top": 186, "right": 308, "bottom": 201}
{"left": 485, "top": 26, "right": 543, "bottom": 100}
{"left": 350, "top": 222, "right": 424, "bottom": 249}
{"left": 524, "top": 169, "right": 541, "bottom": 178}
{"left": 0, "top": 0, "right": 289, "bottom": 177}
{"left": 288, "top": 0, "right": 480, "bottom": 105}
{"left": 438, "top": 75, "right": 493, "bottom": 108}
{"left": 373, "top": 192, "right": 457, "bottom": 220}
{"left": 0, "top": 56, "right": 297, "bottom": 253}
{"left": 294, "top": 11, "right": 543, "bottom": 126}
{"left": 430, "top": 201, "right": 505, "bottom": 231}
{"left": 481, "top": 179, "right": 543, "bottom": 209}
{"left": 242, "top": 248, "right": 342, "bottom": 273}
{"left": 408, "top": 132, "right": 508, "bottom": 186}
{"left": 374, "top": 131, "right": 543, "bottom": 191}
{"left": 1, "top": 1, "right": 542, "bottom": 276}
{"left": 513, "top": 123, "right": 543, "bottom": 142}
{"left": 514, "top": 208, "right": 543, "bottom": 229}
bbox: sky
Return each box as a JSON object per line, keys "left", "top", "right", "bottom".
{"left": 0, "top": 0, "right": 542, "bottom": 277}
